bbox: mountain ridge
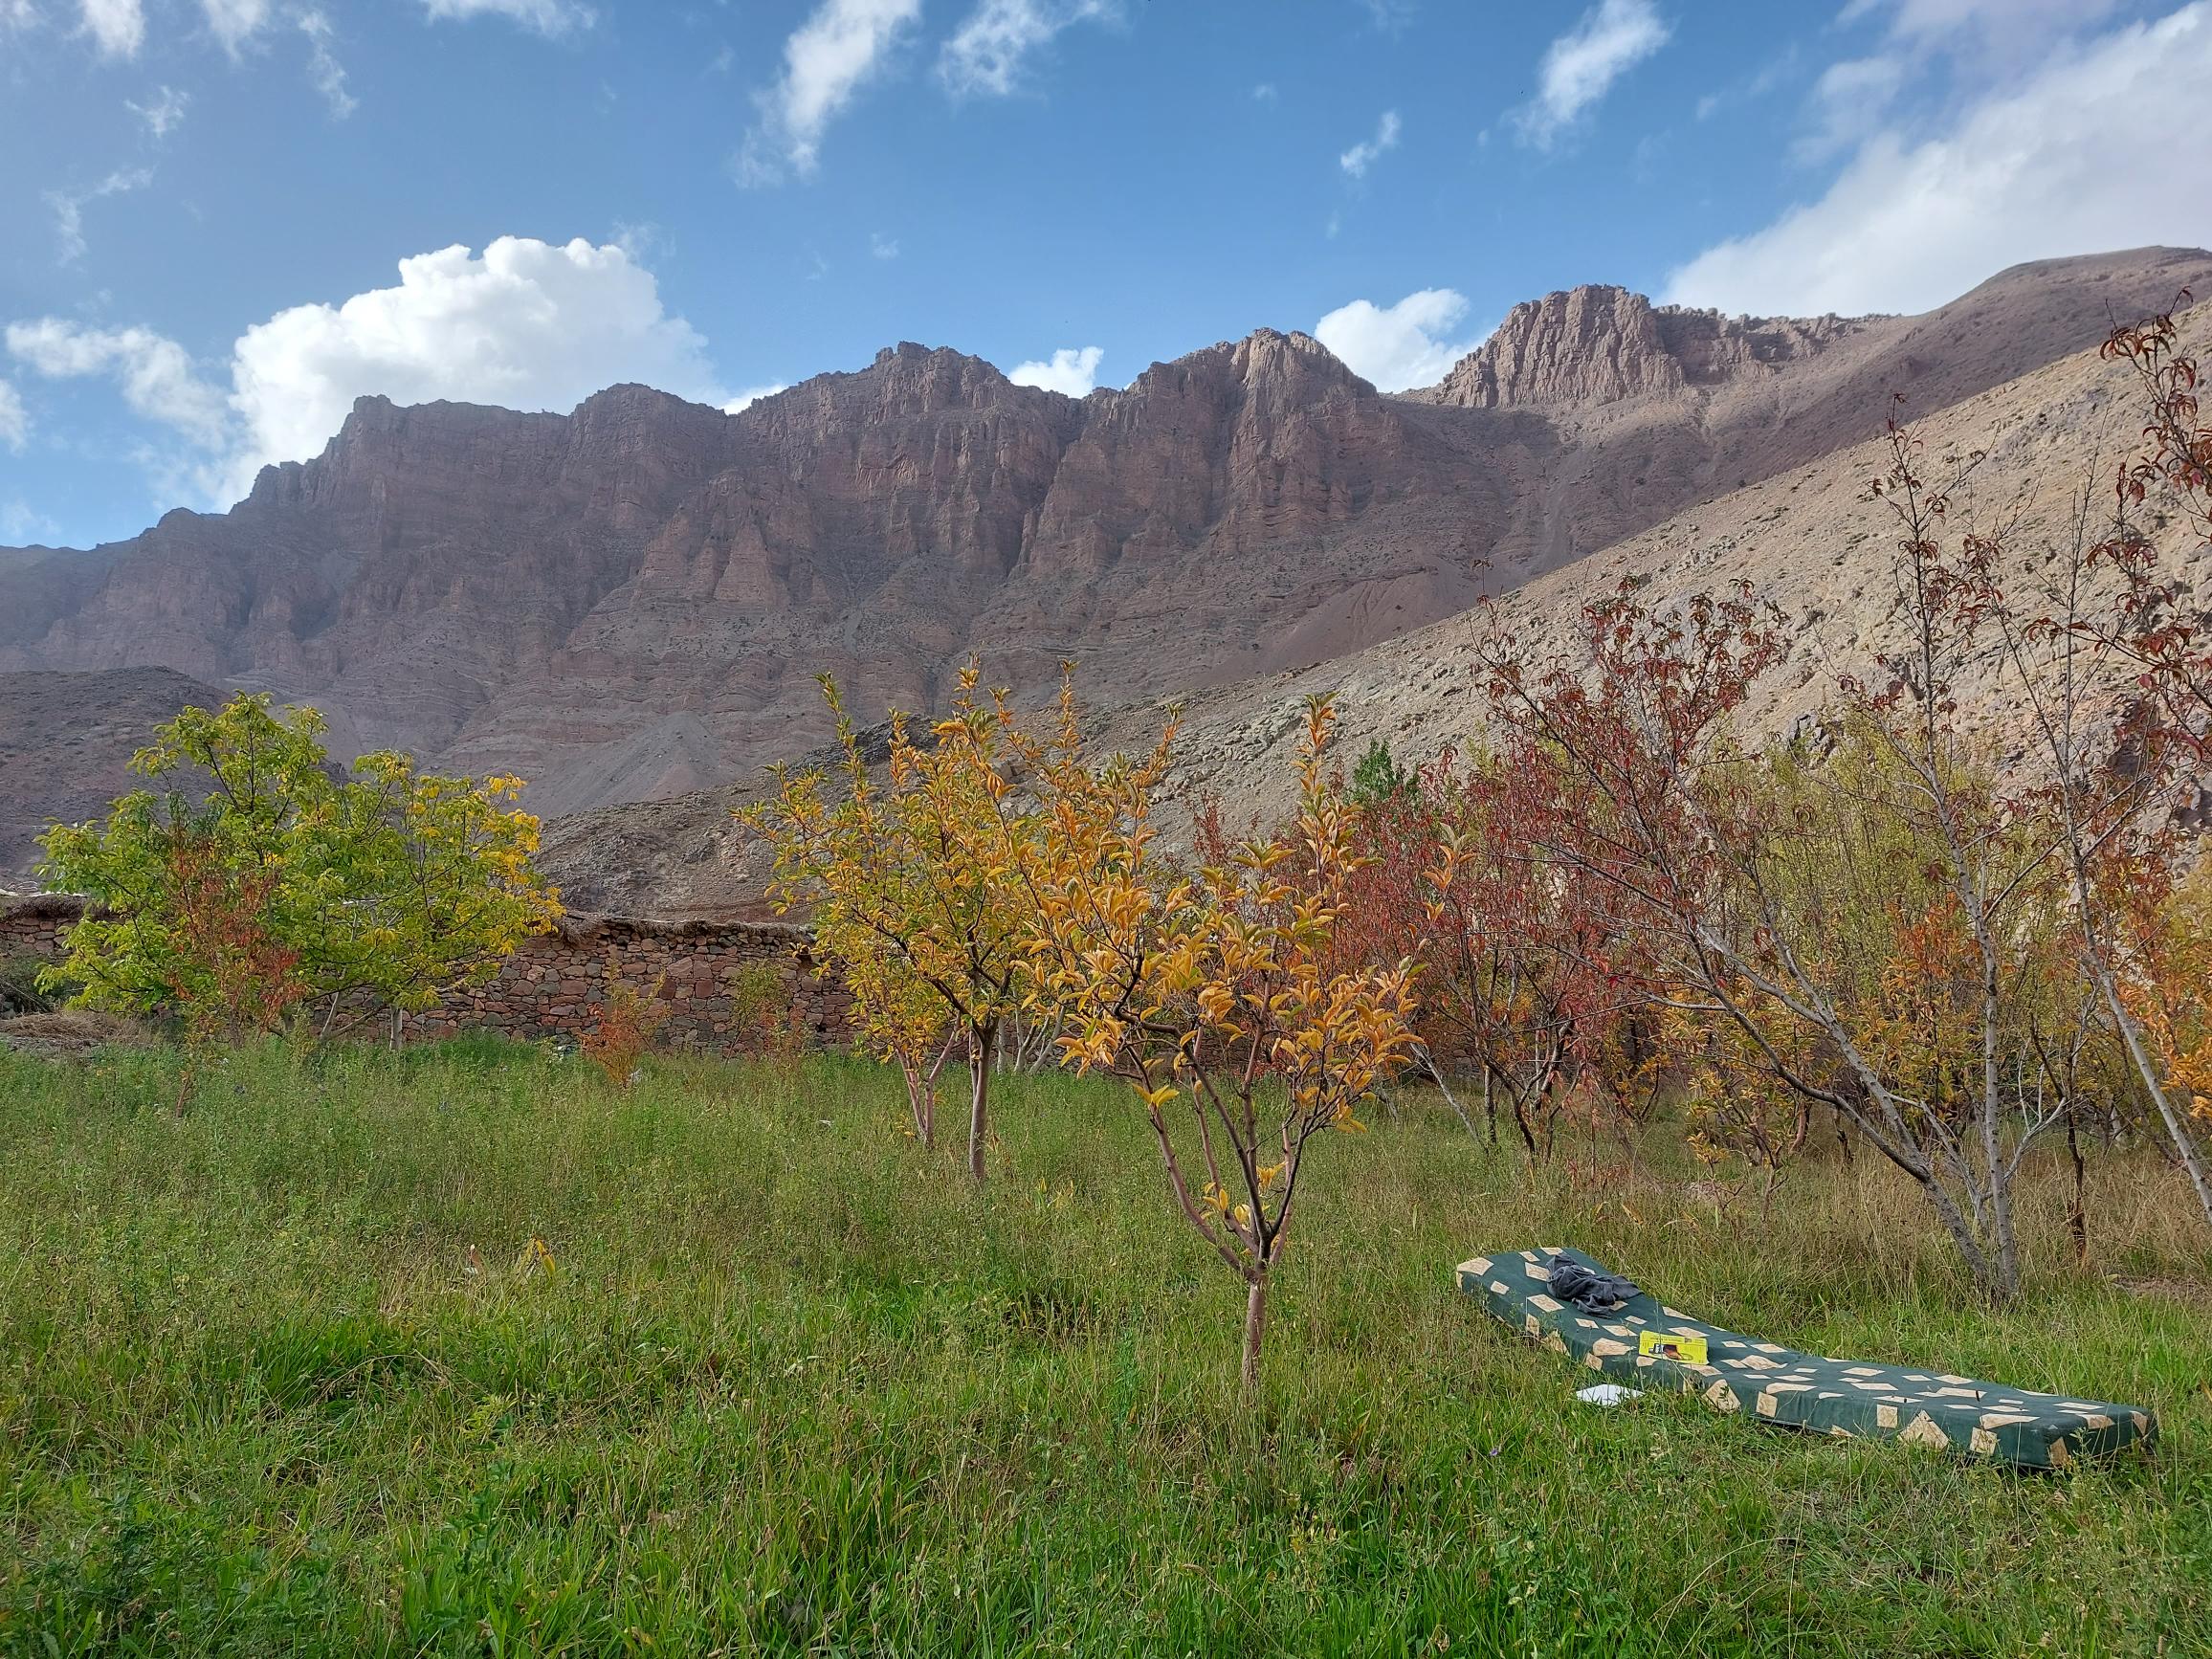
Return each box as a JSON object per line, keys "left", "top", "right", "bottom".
{"left": 4, "top": 246, "right": 2207, "bottom": 881}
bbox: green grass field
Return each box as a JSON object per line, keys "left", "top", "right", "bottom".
{"left": 0, "top": 1038, "right": 2207, "bottom": 1655}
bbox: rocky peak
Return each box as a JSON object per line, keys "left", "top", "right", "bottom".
{"left": 1425, "top": 283, "right": 1865, "bottom": 411}
{"left": 858, "top": 341, "right": 1027, "bottom": 411}
{"left": 1112, "top": 328, "right": 1368, "bottom": 416}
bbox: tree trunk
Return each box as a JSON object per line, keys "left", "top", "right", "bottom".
{"left": 966, "top": 1023, "right": 993, "bottom": 1181}
{"left": 2097, "top": 965, "right": 2212, "bottom": 1228}
{"left": 903, "top": 1057, "right": 935, "bottom": 1149}
{"left": 1241, "top": 1273, "right": 1268, "bottom": 1393}
{"left": 2066, "top": 1100, "right": 2089, "bottom": 1269}
{"left": 1979, "top": 973, "right": 2021, "bottom": 1305}
{"left": 1417, "top": 1044, "right": 1481, "bottom": 1141}
{"left": 1916, "top": 1167, "right": 2005, "bottom": 1304}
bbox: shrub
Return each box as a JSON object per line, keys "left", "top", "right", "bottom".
{"left": 582, "top": 969, "right": 670, "bottom": 1086}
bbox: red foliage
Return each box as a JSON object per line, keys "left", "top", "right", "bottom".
{"left": 163, "top": 836, "right": 306, "bottom": 1041}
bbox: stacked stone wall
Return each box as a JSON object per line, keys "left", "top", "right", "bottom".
{"left": 0, "top": 896, "right": 851, "bottom": 1054}
{"left": 0, "top": 896, "right": 77, "bottom": 963}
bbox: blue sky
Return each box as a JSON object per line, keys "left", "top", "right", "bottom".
{"left": 3, "top": 0, "right": 2209, "bottom": 549}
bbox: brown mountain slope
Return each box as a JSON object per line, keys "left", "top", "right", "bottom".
{"left": 0, "top": 667, "right": 225, "bottom": 883}
{"left": 3, "top": 248, "right": 2205, "bottom": 852}
{"left": 537, "top": 284, "right": 2212, "bottom": 916}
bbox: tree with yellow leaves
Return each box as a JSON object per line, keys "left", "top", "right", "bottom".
{"left": 743, "top": 666, "right": 1039, "bottom": 1177}
{"left": 1013, "top": 691, "right": 1419, "bottom": 1389}
{"left": 2119, "top": 853, "right": 2212, "bottom": 1140}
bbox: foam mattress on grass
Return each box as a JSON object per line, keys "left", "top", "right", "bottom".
{"left": 1458, "top": 1247, "right": 2154, "bottom": 1470}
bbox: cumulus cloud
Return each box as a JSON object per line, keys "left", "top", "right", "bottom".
{"left": 45, "top": 167, "right": 152, "bottom": 266}
{"left": 1007, "top": 345, "right": 1103, "bottom": 397}
{"left": 0, "top": 378, "right": 28, "bottom": 452}
{"left": 77, "top": 0, "right": 142, "bottom": 56}
{"left": 5, "top": 320, "right": 231, "bottom": 447}
{"left": 1667, "top": 5, "right": 2212, "bottom": 319}
{"left": 1514, "top": 0, "right": 1670, "bottom": 148}
{"left": 226, "top": 238, "right": 724, "bottom": 488}
{"left": 1314, "top": 288, "right": 1480, "bottom": 391}
{"left": 738, "top": 0, "right": 921, "bottom": 184}
{"left": 125, "top": 83, "right": 188, "bottom": 140}
{"left": 1338, "top": 109, "right": 1401, "bottom": 179}
{"left": 723, "top": 384, "right": 787, "bottom": 413}
{"left": 939, "top": 0, "right": 1114, "bottom": 98}
{"left": 419, "top": 0, "right": 592, "bottom": 33}
{"left": 6, "top": 237, "right": 749, "bottom": 509}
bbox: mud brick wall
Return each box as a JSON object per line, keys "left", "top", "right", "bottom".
{"left": 0, "top": 896, "right": 852, "bottom": 1054}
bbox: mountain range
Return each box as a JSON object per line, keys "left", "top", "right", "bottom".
{"left": 4, "top": 245, "right": 2208, "bottom": 900}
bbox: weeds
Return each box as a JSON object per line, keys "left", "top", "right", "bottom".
{"left": 0, "top": 1040, "right": 2204, "bottom": 1654}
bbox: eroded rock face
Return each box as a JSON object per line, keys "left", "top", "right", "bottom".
{"left": 1424, "top": 284, "right": 1867, "bottom": 410}
{"left": 5, "top": 249, "right": 2208, "bottom": 833}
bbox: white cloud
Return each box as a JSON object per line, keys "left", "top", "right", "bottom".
{"left": 1667, "top": 5, "right": 2212, "bottom": 319}
{"left": 297, "top": 10, "right": 355, "bottom": 117}
{"left": 1, "top": 1, "right": 36, "bottom": 32}
{"left": 723, "top": 384, "right": 786, "bottom": 413}
{"left": 1795, "top": 54, "right": 1904, "bottom": 162}
{"left": 1314, "top": 288, "right": 1480, "bottom": 390}
{"left": 870, "top": 231, "right": 900, "bottom": 259}
{"left": 938, "top": 0, "right": 1114, "bottom": 98}
{"left": 1338, "top": 109, "right": 1400, "bottom": 178}
{"left": 1842, "top": 0, "right": 2120, "bottom": 65}
{"left": 225, "top": 238, "right": 724, "bottom": 495}
{"left": 6, "top": 320, "right": 231, "bottom": 447}
{"left": 0, "top": 378, "right": 27, "bottom": 452}
{"left": 6, "top": 237, "right": 748, "bottom": 510}
{"left": 198, "top": 0, "right": 269, "bottom": 53}
{"left": 739, "top": 0, "right": 921, "bottom": 184}
{"left": 1, "top": 498, "right": 61, "bottom": 544}
{"left": 45, "top": 166, "right": 152, "bottom": 266}
{"left": 1007, "top": 345, "right": 1103, "bottom": 397}
{"left": 1358, "top": 0, "right": 1415, "bottom": 32}
{"left": 125, "top": 83, "right": 189, "bottom": 140}
{"left": 77, "top": 0, "right": 142, "bottom": 56}
{"left": 1251, "top": 81, "right": 1277, "bottom": 101}
{"left": 419, "top": 0, "right": 592, "bottom": 33}
{"left": 1514, "top": 0, "right": 1670, "bottom": 148}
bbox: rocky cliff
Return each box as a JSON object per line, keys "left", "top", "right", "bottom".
{"left": 1423, "top": 284, "right": 1864, "bottom": 409}
{"left": 5, "top": 247, "right": 2208, "bottom": 841}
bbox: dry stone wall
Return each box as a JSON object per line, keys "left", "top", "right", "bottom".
{"left": 0, "top": 896, "right": 852, "bottom": 1054}
{"left": 0, "top": 895, "right": 77, "bottom": 962}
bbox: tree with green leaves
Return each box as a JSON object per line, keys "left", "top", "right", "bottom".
{"left": 38, "top": 694, "right": 561, "bottom": 1039}
{"left": 1348, "top": 738, "right": 1410, "bottom": 807}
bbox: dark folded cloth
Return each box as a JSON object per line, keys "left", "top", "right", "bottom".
{"left": 1546, "top": 1252, "right": 1638, "bottom": 1313}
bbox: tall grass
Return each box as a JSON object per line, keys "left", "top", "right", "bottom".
{"left": 0, "top": 1038, "right": 2205, "bottom": 1655}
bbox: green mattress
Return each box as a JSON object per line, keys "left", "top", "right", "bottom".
{"left": 1458, "top": 1247, "right": 2155, "bottom": 1470}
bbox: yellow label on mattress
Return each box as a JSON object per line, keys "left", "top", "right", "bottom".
{"left": 1638, "top": 1331, "right": 1708, "bottom": 1365}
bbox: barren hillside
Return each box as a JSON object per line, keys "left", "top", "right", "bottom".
{"left": 537, "top": 289, "right": 2212, "bottom": 914}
